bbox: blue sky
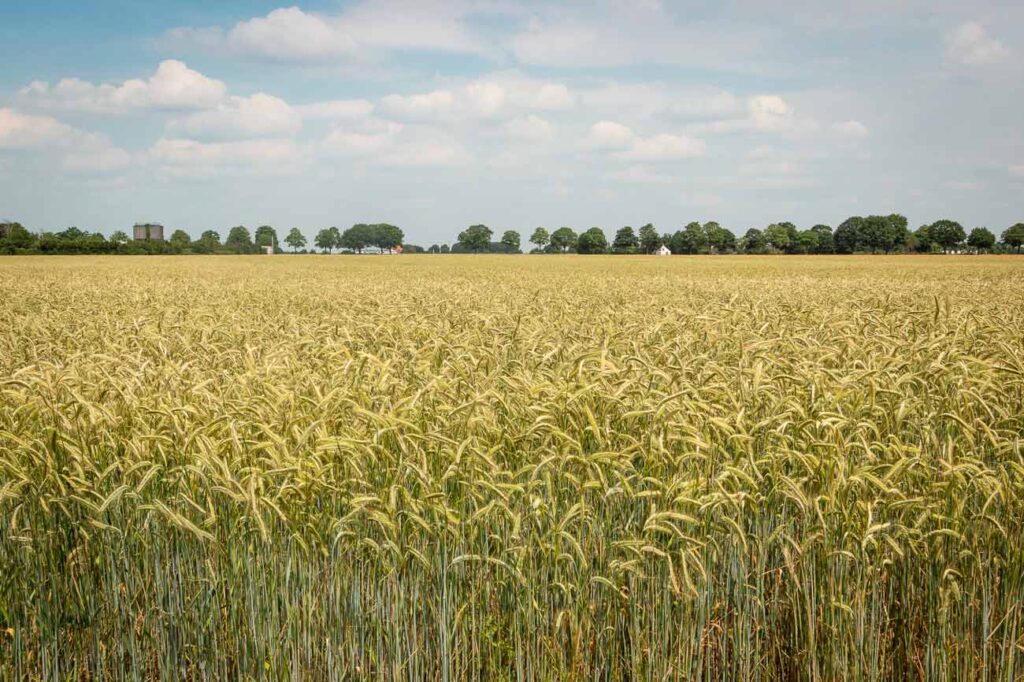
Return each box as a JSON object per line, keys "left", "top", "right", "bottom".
{"left": 1, "top": 0, "right": 1021, "bottom": 245}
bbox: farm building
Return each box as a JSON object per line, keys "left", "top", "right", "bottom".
{"left": 133, "top": 223, "right": 165, "bottom": 241}
{"left": 655, "top": 244, "right": 671, "bottom": 256}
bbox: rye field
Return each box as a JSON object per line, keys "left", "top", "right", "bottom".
{"left": 2, "top": 254, "right": 1024, "bottom": 680}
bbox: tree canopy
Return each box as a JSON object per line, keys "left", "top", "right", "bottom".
{"left": 457, "top": 224, "right": 494, "bottom": 253}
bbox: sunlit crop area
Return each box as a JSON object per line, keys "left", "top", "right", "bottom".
{"left": 2, "top": 255, "right": 1023, "bottom": 680}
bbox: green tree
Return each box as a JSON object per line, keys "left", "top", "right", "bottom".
{"left": 910, "top": 224, "right": 934, "bottom": 253}
{"left": 1001, "top": 223, "right": 1024, "bottom": 252}
{"left": 612, "top": 226, "right": 638, "bottom": 253}
{"left": 796, "top": 229, "right": 818, "bottom": 253}
{"left": 764, "top": 223, "right": 793, "bottom": 252}
{"left": 705, "top": 222, "right": 735, "bottom": 253}
{"left": 690, "top": 221, "right": 711, "bottom": 253}
{"left": 638, "top": 223, "right": 659, "bottom": 253}
{"left": 809, "top": 224, "right": 834, "bottom": 253}
{"left": 428, "top": 244, "right": 440, "bottom": 253}
{"left": 284, "top": 228, "right": 306, "bottom": 252}
{"left": 371, "top": 224, "right": 403, "bottom": 253}
{"left": 226, "top": 226, "right": 254, "bottom": 254}
{"left": 967, "top": 227, "right": 995, "bottom": 252}
{"left": 884, "top": 214, "right": 909, "bottom": 253}
{"left": 169, "top": 230, "right": 191, "bottom": 253}
{"left": 315, "top": 228, "right": 337, "bottom": 254}
{"left": 928, "top": 220, "right": 966, "bottom": 253}
{"left": 194, "top": 230, "right": 220, "bottom": 254}
{"left": 109, "top": 230, "right": 129, "bottom": 244}
{"left": 576, "top": 227, "right": 608, "bottom": 254}
{"left": 834, "top": 217, "right": 864, "bottom": 254}
{"left": 529, "top": 227, "right": 550, "bottom": 251}
{"left": 341, "top": 224, "right": 372, "bottom": 253}
{"left": 440, "top": 243, "right": 450, "bottom": 253}
{"left": 254, "top": 225, "right": 278, "bottom": 250}
{"left": 457, "top": 224, "right": 493, "bottom": 253}
{"left": 0, "top": 222, "right": 36, "bottom": 252}
{"left": 500, "top": 230, "right": 521, "bottom": 253}
{"left": 741, "top": 228, "right": 765, "bottom": 253}
{"left": 550, "top": 227, "right": 578, "bottom": 253}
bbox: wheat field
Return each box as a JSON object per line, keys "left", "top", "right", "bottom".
{"left": 1, "top": 255, "right": 1023, "bottom": 680}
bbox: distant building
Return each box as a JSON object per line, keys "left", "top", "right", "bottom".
{"left": 133, "top": 223, "right": 165, "bottom": 241}
{"left": 655, "top": 244, "right": 671, "bottom": 256}
{"left": 264, "top": 246, "right": 274, "bottom": 255}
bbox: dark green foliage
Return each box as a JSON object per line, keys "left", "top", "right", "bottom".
{"left": 576, "top": 227, "right": 608, "bottom": 254}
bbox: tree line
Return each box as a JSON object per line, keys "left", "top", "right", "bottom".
{"left": 439, "top": 218, "right": 1024, "bottom": 255}
{"left": 0, "top": 223, "right": 416, "bottom": 255}
{"left": 3, "top": 217, "right": 1024, "bottom": 256}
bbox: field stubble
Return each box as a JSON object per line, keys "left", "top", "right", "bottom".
{"left": 1, "top": 255, "right": 1023, "bottom": 680}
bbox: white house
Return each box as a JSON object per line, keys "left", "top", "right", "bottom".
{"left": 655, "top": 244, "right": 672, "bottom": 256}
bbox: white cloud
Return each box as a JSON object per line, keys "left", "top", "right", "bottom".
{"left": 509, "top": 7, "right": 769, "bottom": 69}
{"left": 588, "top": 121, "right": 635, "bottom": 148}
{"left": 588, "top": 121, "right": 704, "bottom": 160}
{"left": 379, "top": 91, "right": 455, "bottom": 122}
{"left": 0, "top": 108, "right": 132, "bottom": 174}
{"left": 323, "top": 123, "right": 469, "bottom": 167}
{"left": 296, "top": 99, "right": 375, "bottom": 120}
{"left": 1010, "top": 165, "right": 1024, "bottom": 178}
{"left": 737, "top": 145, "right": 816, "bottom": 188}
{"left": 748, "top": 95, "right": 795, "bottom": 131}
{"left": 169, "top": 93, "right": 301, "bottom": 139}
{"left": 375, "top": 74, "right": 573, "bottom": 123}
{"left": 150, "top": 137, "right": 303, "bottom": 175}
{"left": 61, "top": 134, "right": 132, "bottom": 173}
{"left": 684, "top": 95, "right": 817, "bottom": 136}
{"left": 0, "top": 108, "right": 74, "bottom": 148}
{"left": 505, "top": 115, "right": 555, "bottom": 141}
{"left": 610, "top": 165, "right": 674, "bottom": 184}
{"left": 226, "top": 7, "right": 355, "bottom": 61}
{"left": 531, "top": 83, "right": 575, "bottom": 110}
{"left": 617, "top": 133, "right": 706, "bottom": 160}
{"left": 833, "top": 120, "right": 869, "bottom": 138}
{"left": 166, "top": 2, "right": 490, "bottom": 63}
{"left": 947, "top": 22, "right": 1010, "bottom": 66}
{"left": 19, "top": 60, "right": 226, "bottom": 113}
{"left": 944, "top": 180, "right": 983, "bottom": 191}
{"left": 465, "top": 82, "right": 507, "bottom": 118}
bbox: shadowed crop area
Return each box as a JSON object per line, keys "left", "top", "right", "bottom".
{"left": 2, "top": 255, "right": 1023, "bottom": 680}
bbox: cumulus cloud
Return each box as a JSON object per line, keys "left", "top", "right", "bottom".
{"left": 165, "top": 2, "right": 490, "bottom": 62}
{"left": 150, "top": 137, "right": 304, "bottom": 176}
{"left": 833, "top": 120, "right": 869, "bottom": 138}
{"left": 617, "top": 134, "right": 706, "bottom": 160}
{"left": 609, "top": 165, "right": 674, "bottom": 184}
{"left": 169, "top": 93, "right": 301, "bottom": 139}
{"left": 0, "top": 108, "right": 131, "bottom": 174}
{"left": 588, "top": 121, "right": 704, "bottom": 160}
{"left": 222, "top": 7, "right": 355, "bottom": 61}
{"left": 947, "top": 22, "right": 1010, "bottom": 66}
{"left": 0, "top": 108, "right": 74, "bottom": 148}
{"left": 509, "top": 7, "right": 769, "bottom": 70}
{"left": 61, "top": 134, "right": 133, "bottom": 173}
{"left": 684, "top": 95, "right": 818, "bottom": 136}
{"left": 19, "top": 60, "right": 226, "bottom": 113}
{"left": 323, "top": 122, "right": 469, "bottom": 167}
{"left": 737, "top": 145, "right": 816, "bottom": 188}
{"left": 588, "top": 121, "right": 635, "bottom": 148}
{"left": 379, "top": 91, "right": 455, "bottom": 122}
{"left": 376, "top": 74, "right": 573, "bottom": 123}
{"left": 505, "top": 115, "right": 555, "bottom": 141}
{"left": 295, "top": 99, "right": 375, "bottom": 121}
